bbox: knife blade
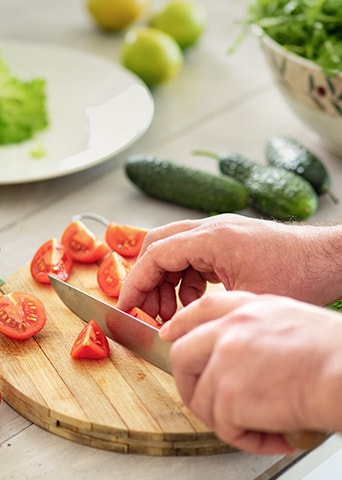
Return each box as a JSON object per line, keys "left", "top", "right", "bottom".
{"left": 48, "top": 274, "right": 172, "bottom": 374}
{"left": 48, "top": 274, "right": 328, "bottom": 452}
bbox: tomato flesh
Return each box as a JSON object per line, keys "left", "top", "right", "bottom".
{"left": 0, "top": 292, "right": 47, "bottom": 340}
{"left": 105, "top": 223, "right": 147, "bottom": 258}
{"left": 128, "top": 307, "right": 161, "bottom": 329}
{"left": 97, "top": 251, "right": 130, "bottom": 298}
{"left": 71, "top": 319, "right": 110, "bottom": 359}
{"left": 62, "top": 220, "right": 109, "bottom": 263}
{"left": 30, "top": 238, "right": 74, "bottom": 284}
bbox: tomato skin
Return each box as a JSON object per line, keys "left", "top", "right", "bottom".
{"left": 105, "top": 223, "right": 147, "bottom": 258}
{"left": 71, "top": 319, "right": 110, "bottom": 359}
{"left": 97, "top": 252, "right": 130, "bottom": 298}
{"left": 128, "top": 307, "right": 161, "bottom": 329}
{"left": 30, "top": 238, "right": 74, "bottom": 284}
{"left": 61, "top": 220, "right": 109, "bottom": 263}
{"left": 0, "top": 292, "right": 47, "bottom": 340}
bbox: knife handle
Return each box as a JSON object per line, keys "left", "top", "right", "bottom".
{"left": 283, "top": 430, "right": 328, "bottom": 450}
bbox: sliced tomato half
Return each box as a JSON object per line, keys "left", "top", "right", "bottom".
{"left": 105, "top": 223, "right": 147, "bottom": 258}
{"left": 61, "top": 220, "right": 109, "bottom": 263}
{"left": 128, "top": 307, "right": 161, "bottom": 329}
{"left": 30, "top": 238, "right": 74, "bottom": 284}
{"left": 97, "top": 251, "right": 130, "bottom": 298}
{"left": 0, "top": 292, "right": 47, "bottom": 340}
{"left": 70, "top": 319, "right": 110, "bottom": 359}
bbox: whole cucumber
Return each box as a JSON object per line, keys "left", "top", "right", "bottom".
{"left": 265, "top": 135, "right": 338, "bottom": 203}
{"left": 194, "top": 150, "right": 318, "bottom": 221}
{"left": 125, "top": 155, "right": 249, "bottom": 214}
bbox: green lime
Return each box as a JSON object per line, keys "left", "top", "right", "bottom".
{"left": 86, "top": 0, "right": 151, "bottom": 32}
{"left": 149, "top": 0, "right": 207, "bottom": 50}
{"left": 121, "top": 27, "right": 183, "bottom": 88}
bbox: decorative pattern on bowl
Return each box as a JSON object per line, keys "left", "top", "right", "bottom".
{"left": 259, "top": 33, "right": 342, "bottom": 156}
{"left": 261, "top": 34, "right": 342, "bottom": 118}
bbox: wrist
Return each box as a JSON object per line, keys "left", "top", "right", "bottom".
{"left": 295, "top": 224, "right": 342, "bottom": 306}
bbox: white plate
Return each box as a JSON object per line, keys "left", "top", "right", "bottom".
{"left": 0, "top": 39, "right": 154, "bottom": 184}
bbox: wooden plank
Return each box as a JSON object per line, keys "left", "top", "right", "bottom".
{"left": 0, "top": 262, "right": 235, "bottom": 455}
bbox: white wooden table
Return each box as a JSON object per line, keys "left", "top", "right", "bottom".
{"left": 1, "top": 1, "right": 342, "bottom": 478}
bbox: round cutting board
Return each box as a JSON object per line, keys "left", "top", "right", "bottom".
{"left": 0, "top": 263, "right": 234, "bottom": 456}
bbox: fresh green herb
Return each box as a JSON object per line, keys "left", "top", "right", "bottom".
{"left": 328, "top": 299, "right": 342, "bottom": 312}
{"left": 30, "top": 141, "right": 47, "bottom": 159}
{"left": 0, "top": 55, "right": 49, "bottom": 145}
{"left": 235, "top": 0, "right": 342, "bottom": 76}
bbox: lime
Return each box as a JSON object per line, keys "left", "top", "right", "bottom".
{"left": 86, "top": 0, "right": 151, "bottom": 32}
{"left": 149, "top": 0, "right": 207, "bottom": 50}
{"left": 121, "top": 27, "right": 183, "bottom": 88}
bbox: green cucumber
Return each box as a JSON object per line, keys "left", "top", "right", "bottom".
{"left": 194, "top": 150, "right": 318, "bottom": 221}
{"left": 125, "top": 155, "right": 249, "bottom": 214}
{"left": 265, "top": 135, "right": 338, "bottom": 203}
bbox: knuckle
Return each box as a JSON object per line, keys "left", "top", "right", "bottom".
{"left": 196, "top": 292, "right": 221, "bottom": 310}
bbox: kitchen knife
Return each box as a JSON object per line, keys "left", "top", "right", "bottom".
{"left": 49, "top": 274, "right": 328, "bottom": 452}
{"left": 48, "top": 274, "right": 172, "bottom": 374}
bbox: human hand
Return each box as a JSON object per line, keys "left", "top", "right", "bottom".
{"left": 159, "top": 292, "right": 342, "bottom": 454}
{"left": 118, "top": 214, "right": 340, "bottom": 320}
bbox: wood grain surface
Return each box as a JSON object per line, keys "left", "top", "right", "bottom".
{"left": 0, "top": 263, "right": 234, "bottom": 456}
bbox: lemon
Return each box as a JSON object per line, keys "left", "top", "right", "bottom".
{"left": 86, "top": 0, "right": 151, "bottom": 32}
{"left": 121, "top": 27, "right": 183, "bottom": 88}
{"left": 149, "top": 0, "right": 207, "bottom": 50}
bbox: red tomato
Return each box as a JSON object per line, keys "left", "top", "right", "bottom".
{"left": 70, "top": 319, "right": 110, "bottom": 359}
{"left": 61, "top": 220, "right": 109, "bottom": 263}
{"left": 0, "top": 292, "right": 47, "bottom": 340}
{"left": 105, "top": 223, "right": 147, "bottom": 258}
{"left": 97, "top": 252, "right": 130, "bottom": 297}
{"left": 128, "top": 307, "right": 161, "bottom": 329}
{"left": 30, "top": 238, "right": 74, "bottom": 284}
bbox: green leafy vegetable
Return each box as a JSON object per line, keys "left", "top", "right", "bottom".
{"left": 328, "top": 299, "right": 342, "bottom": 312}
{"left": 237, "top": 0, "right": 342, "bottom": 76}
{"left": 0, "top": 55, "right": 49, "bottom": 145}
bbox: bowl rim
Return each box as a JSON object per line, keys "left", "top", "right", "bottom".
{"left": 253, "top": 25, "right": 342, "bottom": 79}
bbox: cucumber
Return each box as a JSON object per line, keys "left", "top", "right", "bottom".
{"left": 125, "top": 155, "right": 249, "bottom": 214}
{"left": 194, "top": 150, "right": 318, "bottom": 221}
{"left": 265, "top": 135, "right": 338, "bottom": 203}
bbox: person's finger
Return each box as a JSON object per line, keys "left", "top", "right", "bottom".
{"left": 178, "top": 267, "right": 207, "bottom": 306}
{"left": 170, "top": 321, "right": 220, "bottom": 406}
{"left": 138, "top": 287, "right": 161, "bottom": 319}
{"left": 160, "top": 291, "right": 257, "bottom": 341}
{"left": 157, "top": 280, "right": 179, "bottom": 321}
{"left": 137, "top": 219, "right": 201, "bottom": 259}
{"left": 118, "top": 234, "right": 196, "bottom": 312}
{"left": 221, "top": 429, "right": 294, "bottom": 455}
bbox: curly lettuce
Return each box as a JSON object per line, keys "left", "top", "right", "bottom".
{"left": 0, "top": 56, "right": 49, "bottom": 145}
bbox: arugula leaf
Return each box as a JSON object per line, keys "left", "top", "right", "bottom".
{"left": 241, "top": 0, "right": 342, "bottom": 76}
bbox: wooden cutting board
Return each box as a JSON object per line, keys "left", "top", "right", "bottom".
{"left": 0, "top": 262, "right": 234, "bottom": 456}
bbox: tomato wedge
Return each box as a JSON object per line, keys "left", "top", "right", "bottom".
{"left": 105, "top": 223, "right": 147, "bottom": 258}
{"left": 70, "top": 319, "right": 110, "bottom": 359}
{"left": 0, "top": 292, "right": 47, "bottom": 340}
{"left": 97, "top": 251, "right": 130, "bottom": 297}
{"left": 128, "top": 307, "right": 161, "bottom": 329}
{"left": 30, "top": 238, "right": 74, "bottom": 284}
{"left": 61, "top": 220, "right": 109, "bottom": 263}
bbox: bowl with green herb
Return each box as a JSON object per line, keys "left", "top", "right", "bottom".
{"left": 242, "top": 0, "right": 342, "bottom": 155}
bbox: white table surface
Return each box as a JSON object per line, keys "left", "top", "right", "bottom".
{"left": 1, "top": 1, "right": 342, "bottom": 479}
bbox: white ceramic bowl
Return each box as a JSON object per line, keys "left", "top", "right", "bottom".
{"left": 259, "top": 32, "right": 342, "bottom": 156}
